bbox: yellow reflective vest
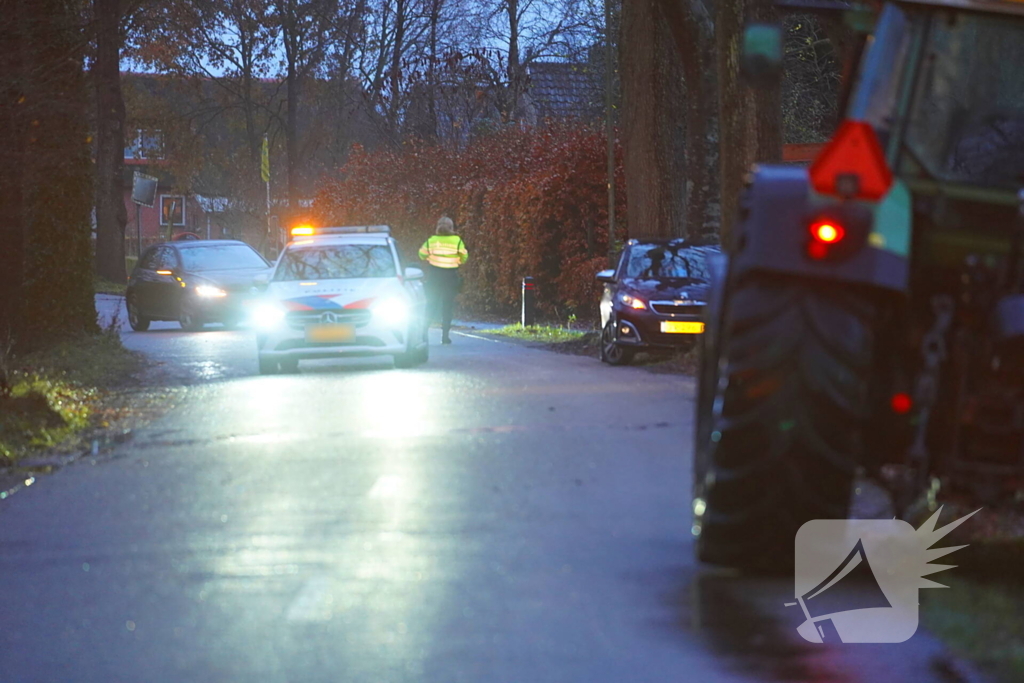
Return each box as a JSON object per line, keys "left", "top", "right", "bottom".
{"left": 419, "top": 234, "right": 468, "bottom": 269}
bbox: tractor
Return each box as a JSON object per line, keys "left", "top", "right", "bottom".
{"left": 693, "top": 0, "right": 1024, "bottom": 569}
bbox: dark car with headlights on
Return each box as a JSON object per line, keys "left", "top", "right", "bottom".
{"left": 126, "top": 240, "right": 271, "bottom": 331}
{"left": 596, "top": 239, "right": 718, "bottom": 365}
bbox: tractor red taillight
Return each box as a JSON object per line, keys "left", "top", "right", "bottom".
{"left": 890, "top": 392, "right": 913, "bottom": 415}
{"left": 812, "top": 220, "right": 844, "bottom": 244}
{"left": 809, "top": 120, "right": 893, "bottom": 201}
{"left": 807, "top": 219, "right": 846, "bottom": 259}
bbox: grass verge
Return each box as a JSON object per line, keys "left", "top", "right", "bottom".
{"left": 94, "top": 275, "right": 126, "bottom": 296}
{"left": 486, "top": 324, "right": 588, "bottom": 343}
{"left": 920, "top": 534, "right": 1024, "bottom": 682}
{"left": 0, "top": 331, "right": 141, "bottom": 464}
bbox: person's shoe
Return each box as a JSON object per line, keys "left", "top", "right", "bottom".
{"left": 442, "top": 335, "right": 452, "bottom": 344}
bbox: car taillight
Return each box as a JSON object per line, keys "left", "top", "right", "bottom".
{"left": 809, "top": 120, "right": 892, "bottom": 201}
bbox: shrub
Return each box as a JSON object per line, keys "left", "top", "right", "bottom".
{"left": 315, "top": 124, "right": 626, "bottom": 319}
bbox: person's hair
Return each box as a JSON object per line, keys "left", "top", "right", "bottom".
{"left": 436, "top": 216, "right": 455, "bottom": 235}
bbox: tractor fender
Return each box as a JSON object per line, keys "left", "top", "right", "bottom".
{"left": 730, "top": 165, "right": 910, "bottom": 293}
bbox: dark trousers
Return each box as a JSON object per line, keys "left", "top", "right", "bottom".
{"left": 425, "top": 265, "right": 460, "bottom": 339}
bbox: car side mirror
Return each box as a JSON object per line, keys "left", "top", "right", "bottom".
{"left": 404, "top": 267, "right": 425, "bottom": 281}
{"left": 253, "top": 273, "right": 270, "bottom": 291}
{"left": 740, "top": 23, "right": 783, "bottom": 84}
{"left": 596, "top": 269, "right": 616, "bottom": 284}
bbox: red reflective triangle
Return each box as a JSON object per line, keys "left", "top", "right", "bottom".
{"left": 809, "top": 120, "right": 893, "bottom": 201}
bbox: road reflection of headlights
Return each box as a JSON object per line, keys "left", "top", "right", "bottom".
{"left": 251, "top": 302, "right": 286, "bottom": 330}
{"left": 196, "top": 285, "right": 228, "bottom": 298}
{"left": 619, "top": 292, "right": 646, "bottom": 310}
{"left": 373, "top": 297, "right": 409, "bottom": 327}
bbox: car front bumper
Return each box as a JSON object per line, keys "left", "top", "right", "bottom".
{"left": 256, "top": 315, "right": 410, "bottom": 360}
{"left": 192, "top": 294, "right": 254, "bottom": 322}
{"left": 613, "top": 305, "right": 706, "bottom": 348}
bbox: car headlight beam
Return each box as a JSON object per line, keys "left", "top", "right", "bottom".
{"left": 372, "top": 296, "right": 409, "bottom": 327}
{"left": 195, "top": 285, "right": 228, "bottom": 298}
{"left": 251, "top": 302, "right": 287, "bottom": 330}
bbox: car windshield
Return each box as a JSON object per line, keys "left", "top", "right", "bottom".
{"left": 179, "top": 244, "right": 268, "bottom": 271}
{"left": 904, "top": 11, "right": 1024, "bottom": 188}
{"left": 274, "top": 244, "right": 397, "bottom": 281}
{"left": 624, "top": 243, "right": 710, "bottom": 280}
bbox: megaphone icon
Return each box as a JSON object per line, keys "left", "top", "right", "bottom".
{"left": 786, "top": 539, "right": 892, "bottom": 643}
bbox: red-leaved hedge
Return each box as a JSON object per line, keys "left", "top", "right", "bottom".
{"left": 315, "top": 124, "right": 626, "bottom": 319}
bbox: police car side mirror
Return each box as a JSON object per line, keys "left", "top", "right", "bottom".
{"left": 253, "top": 273, "right": 270, "bottom": 291}
{"left": 404, "top": 267, "right": 425, "bottom": 281}
{"left": 596, "top": 269, "right": 616, "bottom": 284}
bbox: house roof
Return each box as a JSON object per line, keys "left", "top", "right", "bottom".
{"left": 526, "top": 62, "right": 603, "bottom": 121}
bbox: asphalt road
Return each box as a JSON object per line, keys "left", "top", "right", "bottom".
{"left": 0, "top": 298, "right": 957, "bottom": 682}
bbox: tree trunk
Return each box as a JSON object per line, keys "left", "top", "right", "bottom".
{"left": 657, "top": 0, "right": 717, "bottom": 238}
{"left": 505, "top": 0, "right": 522, "bottom": 121}
{"left": 283, "top": 1, "right": 301, "bottom": 216}
{"left": 94, "top": 0, "right": 128, "bottom": 283}
{"left": 620, "top": 0, "right": 687, "bottom": 239}
{"left": 716, "top": 0, "right": 782, "bottom": 245}
{"left": 0, "top": 0, "right": 29, "bottom": 340}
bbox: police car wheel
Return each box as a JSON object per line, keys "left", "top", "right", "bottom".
{"left": 694, "top": 273, "right": 878, "bottom": 572}
{"left": 279, "top": 358, "right": 299, "bottom": 374}
{"left": 258, "top": 355, "right": 278, "bottom": 375}
{"left": 394, "top": 347, "right": 418, "bottom": 368}
{"left": 600, "top": 321, "right": 633, "bottom": 366}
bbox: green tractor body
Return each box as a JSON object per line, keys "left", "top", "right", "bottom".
{"left": 695, "top": 0, "right": 1024, "bottom": 569}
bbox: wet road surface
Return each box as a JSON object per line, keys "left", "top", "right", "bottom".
{"left": 0, "top": 297, "right": 958, "bottom": 682}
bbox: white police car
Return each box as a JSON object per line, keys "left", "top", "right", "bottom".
{"left": 251, "top": 225, "right": 429, "bottom": 373}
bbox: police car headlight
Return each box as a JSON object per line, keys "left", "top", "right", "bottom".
{"left": 372, "top": 296, "right": 409, "bottom": 327}
{"left": 251, "top": 302, "right": 286, "bottom": 330}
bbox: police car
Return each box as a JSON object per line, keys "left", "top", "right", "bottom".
{"left": 251, "top": 225, "right": 429, "bottom": 374}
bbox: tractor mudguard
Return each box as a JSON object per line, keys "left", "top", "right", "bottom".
{"left": 731, "top": 165, "right": 910, "bottom": 293}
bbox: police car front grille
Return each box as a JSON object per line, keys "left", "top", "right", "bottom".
{"left": 286, "top": 310, "right": 372, "bottom": 329}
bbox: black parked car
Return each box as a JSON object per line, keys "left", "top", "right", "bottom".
{"left": 127, "top": 240, "right": 272, "bottom": 331}
{"left": 596, "top": 239, "right": 718, "bottom": 365}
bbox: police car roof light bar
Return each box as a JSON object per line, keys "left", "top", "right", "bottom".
{"left": 317, "top": 225, "right": 391, "bottom": 235}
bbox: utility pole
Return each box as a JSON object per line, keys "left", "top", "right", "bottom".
{"left": 605, "top": 0, "right": 617, "bottom": 267}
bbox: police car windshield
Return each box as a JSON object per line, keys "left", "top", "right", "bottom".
{"left": 275, "top": 244, "right": 397, "bottom": 281}
{"left": 625, "top": 244, "right": 710, "bottom": 280}
{"left": 179, "top": 244, "right": 268, "bottom": 271}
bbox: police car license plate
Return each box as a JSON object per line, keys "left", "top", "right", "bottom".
{"left": 661, "top": 321, "right": 704, "bottom": 334}
{"left": 305, "top": 323, "right": 355, "bottom": 343}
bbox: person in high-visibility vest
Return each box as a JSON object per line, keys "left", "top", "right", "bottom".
{"left": 418, "top": 216, "right": 468, "bottom": 344}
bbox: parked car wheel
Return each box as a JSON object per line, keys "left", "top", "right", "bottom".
{"left": 600, "top": 321, "right": 633, "bottom": 366}
{"left": 127, "top": 297, "right": 150, "bottom": 332}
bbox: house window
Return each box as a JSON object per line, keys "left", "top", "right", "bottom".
{"left": 125, "top": 129, "right": 164, "bottom": 160}
{"left": 160, "top": 195, "right": 185, "bottom": 226}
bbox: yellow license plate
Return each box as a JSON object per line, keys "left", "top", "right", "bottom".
{"left": 305, "top": 323, "right": 355, "bottom": 343}
{"left": 661, "top": 321, "right": 704, "bottom": 334}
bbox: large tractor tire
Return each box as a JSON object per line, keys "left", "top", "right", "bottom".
{"left": 693, "top": 273, "right": 880, "bottom": 572}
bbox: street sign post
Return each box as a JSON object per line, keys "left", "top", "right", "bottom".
{"left": 131, "top": 171, "right": 158, "bottom": 257}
